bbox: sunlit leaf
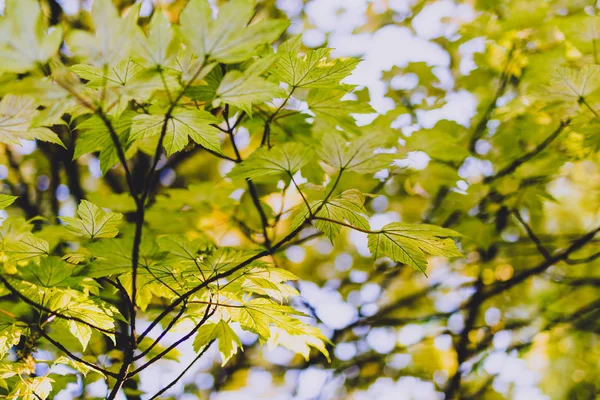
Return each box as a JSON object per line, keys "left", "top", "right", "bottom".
{"left": 0, "top": 195, "right": 18, "bottom": 210}
{"left": 60, "top": 200, "right": 123, "bottom": 240}
{"left": 228, "top": 143, "right": 314, "bottom": 180}
{"left": 129, "top": 108, "right": 221, "bottom": 156}
{"left": 179, "top": 0, "right": 289, "bottom": 63}
{"left": 193, "top": 320, "right": 242, "bottom": 366}
{"left": 368, "top": 223, "right": 462, "bottom": 274}
{"left": 273, "top": 37, "right": 360, "bottom": 89}
{"left": 0, "top": 95, "right": 64, "bottom": 147}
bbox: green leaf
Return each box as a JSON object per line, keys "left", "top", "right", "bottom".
{"left": 539, "top": 65, "right": 600, "bottom": 102}
{"left": 197, "top": 248, "right": 263, "bottom": 277}
{"left": 67, "top": 321, "right": 92, "bottom": 351}
{"left": 9, "top": 376, "right": 54, "bottom": 400}
{"left": 193, "top": 320, "right": 242, "bottom": 366}
{"left": 0, "top": 95, "right": 65, "bottom": 147}
{"left": 66, "top": 0, "right": 137, "bottom": 67}
{"left": 0, "top": 0, "right": 63, "bottom": 72}
{"left": 216, "top": 55, "right": 286, "bottom": 114}
{"left": 137, "top": 337, "right": 181, "bottom": 362}
{"left": 133, "top": 11, "right": 179, "bottom": 68}
{"left": 231, "top": 299, "right": 330, "bottom": 361}
{"left": 157, "top": 234, "right": 210, "bottom": 263}
{"left": 54, "top": 356, "right": 102, "bottom": 377}
{"left": 307, "top": 88, "right": 374, "bottom": 133}
{"left": 4, "top": 232, "right": 50, "bottom": 262}
{"left": 293, "top": 189, "right": 371, "bottom": 241}
{"left": 0, "top": 195, "right": 18, "bottom": 210}
{"left": 19, "top": 256, "right": 78, "bottom": 288}
{"left": 226, "top": 266, "right": 300, "bottom": 303}
{"left": 60, "top": 200, "right": 123, "bottom": 240}
{"left": 85, "top": 237, "right": 165, "bottom": 278}
{"left": 70, "top": 61, "right": 144, "bottom": 88}
{"left": 405, "top": 120, "right": 470, "bottom": 164}
{"left": 179, "top": 0, "right": 289, "bottom": 63}
{"left": 129, "top": 108, "right": 221, "bottom": 156}
{"left": 74, "top": 112, "right": 134, "bottom": 174}
{"left": 318, "top": 132, "right": 396, "bottom": 174}
{"left": 0, "top": 322, "right": 24, "bottom": 359}
{"left": 59, "top": 298, "right": 119, "bottom": 342}
{"left": 367, "top": 223, "right": 462, "bottom": 274}
{"left": 273, "top": 37, "right": 360, "bottom": 88}
{"left": 228, "top": 142, "right": 314, "bottom": 180}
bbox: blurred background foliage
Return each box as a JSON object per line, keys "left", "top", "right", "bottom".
{"left": 2, "top": 0, "right": 600, "bottom": 399}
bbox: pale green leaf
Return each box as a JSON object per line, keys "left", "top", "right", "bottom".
{"left": 539, "top": 65, "right": 600, "bottom": 102}
{"left": 268, "top": 325, "right": 330, "bottom": 362}
{"left": 54, "top": 356, "right": 102, "bottom": 377}
{"left": 4, "top": 232, "right": 50, "bottom": 262}
{"left": 179, "top": 0, "right": 289, "bottom": 63}
{"left": 60, "top": 200, "right": 123, "bottom": 240}
{"left": 0, "top": 95, "right": 65, "bottom": 147}
{"left": 228, "top": 143, "right": 314, "bottom": 180}
{"left": 59, "top": 298, "right": 119, "bottom": 342}
{"left": 232, "top": 299, "right": 330, "bottom": 360}
{"left": 70, "top": 61, "right": 144, "bottom": 88}
{"left": 216, "top": 56, "right": 286, "bottom": 114}
{"left": 133, "top": 11, "right": 179, "bottom": 68}
{"left": 0, "top": 0, "right": 63, "bottom": 72}
{"left": 307, "top": 88, "right": 374, "bottom": 133}
{"left": 318, "top": 132, "right": 396, "bottom": 174}
{"left": 193, "top": 320, "right": 242, "bottom": 366}
{"left": 9, "top": 376, "right": 54, "bottom": 400}
{"left": 129, "top": 108, "right": 221, "bottom": 156}
{"left": 273, "top": 38, "right": 360, "bottom": 88}
{"left": 293, "top": 189, "right": 370, "bottom": 241}
{"left": 367, "top": 223, "right": 462, "bottom": 274}
{"left": 67, "top": 321, "right": 92, "bottom": 351}
{"left": 0, "top": 195, "right": 18, "bottom": 210}
{"left": 66, "top": 0, "right": 137, "bottom": 67}
{"left": 74, "top": 112, "right": 134, "bottom": 174}
{"left": 0, "top": 322, "right": 24, "bottom": 359}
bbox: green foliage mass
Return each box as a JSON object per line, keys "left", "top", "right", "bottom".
{"left": 0, "top": 0, "right": 461, "bottom": 398}
{"left": 0, "top": 0, "right": 599, "bottom": 399}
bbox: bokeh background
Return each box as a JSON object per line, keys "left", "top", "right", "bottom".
{"left": 2, "top": 0, "right": 600, "bottom": 399}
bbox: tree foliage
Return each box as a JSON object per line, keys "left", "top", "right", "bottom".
{"left": 0, "top": 0, "right": 599, "bottom": 399}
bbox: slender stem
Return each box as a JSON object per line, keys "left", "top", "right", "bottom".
{"left": 261, "top": 87, "right": 296, "bottom": 148}
{"left": 147, "top": 340, "right": 215, "bottom": 400}
{"left": 38, "top": 329, "right": 118, "bottom": 378}
{"left": 580, "top": 96, "right": 599, "bottom": 117}
{"left": 130, "top": 306, "right": 215, "bottom": 376}
{"left": 225, "top": 104, "right": 271, "bottom": 249}
{"left": 0, "top": 275, "right": 115, "bottom": 335}
{"left": 289, "top": 173, "right": 312, "bottom": 217}
{"left": 468, "top": 45, "right": 515, "bottom": 153}
{"left": 312, "top": 217, "right": 381, "bottom": 234}
{"left": 512, "top": 209, "right": 551, "bottom": 260}
{"left": 247, "top": 180, "right": 272, "bottom": 249}
{"left": 444, "top": 277, "right": 484, "bottom": 399}
{"left": 134, "top": 303, "right": 187, "bottom": 360}
{"left": 484, "top": 120, "right": 569, "bottom": 184}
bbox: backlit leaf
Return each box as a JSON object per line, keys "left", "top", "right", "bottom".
{"left": 60, "top": 200, "right": 123, "bottom": 240}
{"left": 193, "top": 320, "right": 242, "bottom": 366}
{"left": 228, "top": 143, "right": 314, "bottom": 180}
{"left": 367, "top": 223, "right": 462, "bottom": 274}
